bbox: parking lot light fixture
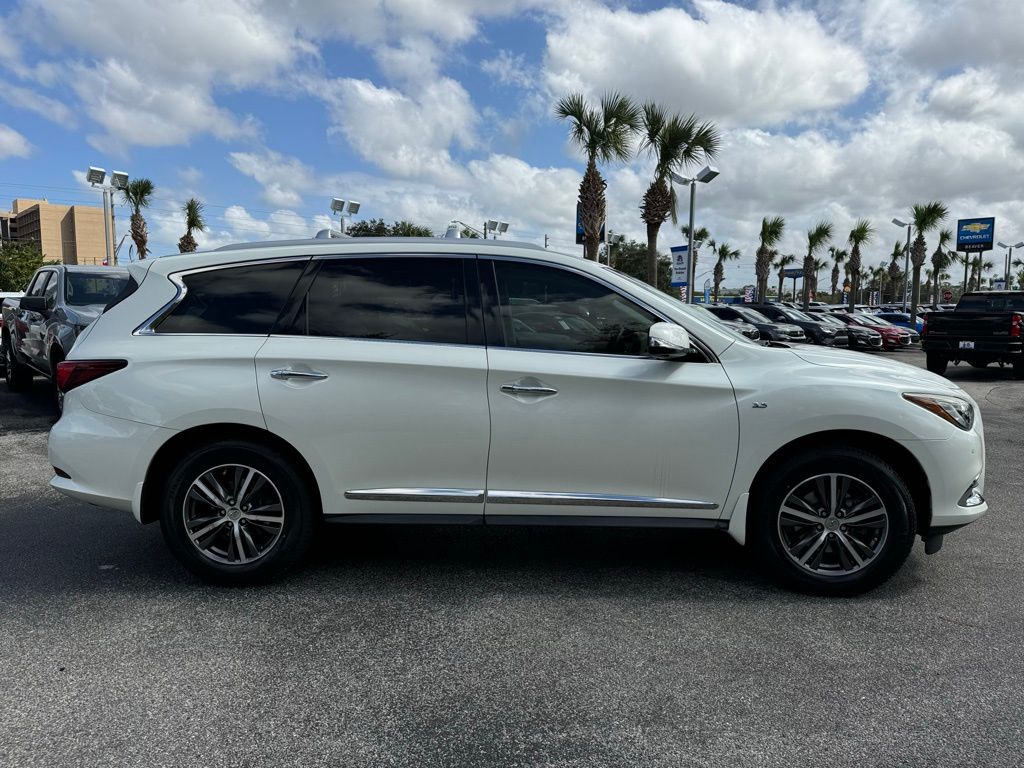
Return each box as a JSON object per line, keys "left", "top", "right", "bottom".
{"left": 997, "top": 241, "right": 1024, "bottom": 286}
{"left": 671, "top": 166, "right": 719, "bottom": 303}
{"left": 893, "top": 218, "right": 912, "bottom": 311}
{"left": 87, "top": 164, "right": 123, "bottom": 266}
{"left": 330, "top": 198, "right": 361, "bottom": 236}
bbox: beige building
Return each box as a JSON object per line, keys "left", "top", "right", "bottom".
{"left": 0, "top": 198, "right": 110, "bottom": 265}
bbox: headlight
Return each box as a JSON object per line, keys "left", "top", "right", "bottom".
{"left": 902, "top": 393, "right": 974, "bottom": 431}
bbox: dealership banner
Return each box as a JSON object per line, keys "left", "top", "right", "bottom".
{"left": 957, "top": 217, "right": 995, "bottom": 253}
{"left": 670, "top": 245, "right": 690, "bottom": 287}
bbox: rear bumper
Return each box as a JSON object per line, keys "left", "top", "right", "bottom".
{"left": 922, "top": 339, "right": 1022, "bottom": 356}
{"left": 48, "top": 399, "right": 174, "bottom": 521}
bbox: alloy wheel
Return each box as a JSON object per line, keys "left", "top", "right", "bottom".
{"left": 182, "top": 464, "right": 285, "bottom": 565}
{"left": 776, "top": 473, "right": 889, "bottom": 576}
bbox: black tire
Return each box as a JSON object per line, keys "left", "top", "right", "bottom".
{"left": 967, "top": 361, "right": 989, "bottom": 369}
{"left": 749, "top": 448, "right": 916, "bottom": 596}
{"left": 49, "top": 348, "right": 64, "bottom": 414}
{"left": 160, "top": 440, "right": 316, "bottom": 585}
{"left": 925, "top": 354, "right": 948, "bottom": 375}
{"left": 4, "top": 339, "right": 33, "bottom": 392}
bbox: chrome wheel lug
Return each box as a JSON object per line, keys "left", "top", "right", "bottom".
{"left": 840, "top": 525, "right": 847, "bottom": 532}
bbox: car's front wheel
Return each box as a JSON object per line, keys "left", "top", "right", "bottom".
{"left": 750, "top": 448, "right": 916, "bottom": 596}
{"left": 160, "top": 441, "right": 316, "bottom": 585}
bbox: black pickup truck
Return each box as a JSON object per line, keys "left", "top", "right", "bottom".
{"left": 921, "top": 291, "right": 1024, "bottom": 377}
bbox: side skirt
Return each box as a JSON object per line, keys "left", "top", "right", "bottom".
{"left": 323, "top": 513, "right": 727, "bottom": 530}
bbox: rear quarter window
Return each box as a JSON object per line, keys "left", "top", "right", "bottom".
{"left": 156, "top": 261, "right": 306, "bottom": 334}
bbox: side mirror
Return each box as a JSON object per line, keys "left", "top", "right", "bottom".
{"left": 20, "top": 295, "right": 47, "bottom": 313}
{"left": 648, "top": 322, "right": 693, "bottom": 361}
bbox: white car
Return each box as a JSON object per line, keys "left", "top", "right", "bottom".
{"left": 48, "top": 238, "right": 987, "bottom": 594}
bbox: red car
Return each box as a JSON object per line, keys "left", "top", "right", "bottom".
{"left": 830, "top": 312, "right": 915, "bottom": 350}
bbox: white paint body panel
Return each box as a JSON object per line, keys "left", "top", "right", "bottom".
{"left": 46, "top": 239, "right": 987, "bottom": 543}
{"left": 255, "top": 336, "right": 489, "bottom": 516}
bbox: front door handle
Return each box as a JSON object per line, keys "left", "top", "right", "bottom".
{"left": 270, "top": 368, "right": 329, "bottom": 381}
{"left": 500, "top": 377, "right": 558, "bottom": 397}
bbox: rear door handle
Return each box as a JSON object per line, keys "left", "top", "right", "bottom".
{"left": 270, "top": 368, "right": 329, "bottom": 381}
{"left": 500, "top": 377, "right": 558, "bottom": 397}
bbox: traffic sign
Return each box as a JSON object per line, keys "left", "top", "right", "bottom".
{"left": 943, "top": 290, "right": 953, "bottom": 301}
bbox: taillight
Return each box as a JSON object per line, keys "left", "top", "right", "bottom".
{"left": 922, "top": 313, "right": 929, "bottom": 336}
{"left": 1012, "top": 314, "right": 1021, "bottom": 338}
{"left": 55, "top": 360, "right": 127, "bottom": 393}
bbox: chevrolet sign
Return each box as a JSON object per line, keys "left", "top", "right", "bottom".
{"left": 957, "top": 217, "right": 995, "bottom": 252}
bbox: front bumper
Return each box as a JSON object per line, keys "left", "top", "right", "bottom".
{"left": 48, "top": 399, "right": 174, "bottom": 521}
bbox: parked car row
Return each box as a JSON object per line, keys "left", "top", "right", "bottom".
{"left": 1, "top": 265, "right": 130, "bottom": 409}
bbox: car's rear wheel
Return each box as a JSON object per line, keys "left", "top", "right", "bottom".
{"left": 4, "top": 340, "right": 33, "bottom": 392}
{"left": 160, "top": 441, "right": 316, "bottom": 585}
{"left": 968, "top": 360, "right": 989, "bottom": 369}
{"left": 925, "top": 354, "right": 948, "bottom": 375}
{"left": 750, "top": 448, "right": 916, "bottom": 596}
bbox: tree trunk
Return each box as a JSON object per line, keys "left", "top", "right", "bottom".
{"left": 579, "top": 159, "right": 605, "bottom": 262}
{"left": 801, "top": 254, "right": 813, "bottom": 309}
{"left": 178, "top": 230, "right": 197, "bottom": 253}
{"left": 847, "top": 245, "right": 861, "bottom": 310}
{"left": 640, "top": 179, "right": 671, "bottom": 287}
{"left": 754, "top": 245, "right": 770, "bottom": 303}
{"left": 777, "top": 273, "right": 785, "bottom": 301}
{"left": 909, "top": 232, "right": 927, "bottom": 319}
{"left": 130, "top": 212, "right": 149, "bottom": 260}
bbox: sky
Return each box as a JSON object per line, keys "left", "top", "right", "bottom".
{"left": 1, "top": 0, "right": 1023, "bottom": 287}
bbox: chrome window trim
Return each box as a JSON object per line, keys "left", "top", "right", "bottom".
{"left": 132, "top": 256, "right": 312, "bottom": 336}
{"left": 343, "top": 488, "right": 485, "bottom": 504}
{"left": 485, "top": 490, "right": 718, "bottom": 510}
{"left": 265, "top": 334, "right": 486, "bottom": 350}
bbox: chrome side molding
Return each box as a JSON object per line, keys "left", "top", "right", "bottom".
{"left": 343, "top": 488, "right": 485, "bottom": 504}
{"left": 341, "top": 488, "right": 717, "bottom": 511}
{"left": 486, "top": 490, "right": 718, "bottom": 510}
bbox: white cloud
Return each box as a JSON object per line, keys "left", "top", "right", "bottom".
{"left": 0, "top": 124, "right": 32, "bottom": 158}
{"left": 315, "top": 76, "right": 478, "bottom": 184}
{"left": 228, "top": 149, "right": 314, "bottom": 207}
{"left": 0, "top": 85, "right": 75, "bottom": 126}
{"left": 543, "top": 0, "right": 869, "bottom": 126}
{"left": 481, "top": 50, "right": 534, "bottom": 89}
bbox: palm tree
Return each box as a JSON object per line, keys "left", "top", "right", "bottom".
{"left": 887, "top": 242, "right": 904, "bottom": 303}
{"left": 958, "top": 252, "right": 972, "bottom": 293}
{"left": 908, "top": 201, "right": 948, "bottom": 318}
{"left": 846, "top": 219, "right": 874, "bottom": 310}
{"left": 812, "top": 258, "right": 829, "bottom": 298}
{"left": 177, "top": 198, "right": 207, "bottom": 253}
{"left": 870, "top": 265, "right": 887, "bottom": 304}
{"left": 122, "top": 178, "right": 155, "bottom": 260}
{"left": 802, "top": 221, "right": 833, "bottom": 309}
{"left": 556, "top": 92, "right": 640, "bottom": 262}
{"left": 712, "top": 242, "right": 740, "bottom": 302}
{"left": 926, "top": 229, "right": 953, "bottom": 304}
{"left": 681, "top": 226, "right": 711, "bottom": 279}
{"left": 774, "top": 253, "right": 796, "bottom": 301}
{"left": 638, "top": 105, "right": 720, "bottom": 285}
{"left": 754, "top": 216, "right": 785, "bottom": 302}
{"left": 828, "top": 247, "right": 848, "bottom": 301}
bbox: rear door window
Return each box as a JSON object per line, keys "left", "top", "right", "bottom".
{"left": 291, "top": 257, "right": 470, "bottom": 344}
{"left": 157, "top": 260, "right": 306, "bottom": 334}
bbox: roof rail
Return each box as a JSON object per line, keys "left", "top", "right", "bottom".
{"left": 213, "top": 237, "right": 551, "bottom": 253}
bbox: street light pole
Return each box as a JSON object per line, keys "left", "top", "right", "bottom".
{"left": 88, "top": 166, "right": 128, "bottom": 266}
{"left": 671, "top": 165, "right": 718, "bottom": 304}
{"left": 892, "top": 218, "right": 912, "bottom": 312}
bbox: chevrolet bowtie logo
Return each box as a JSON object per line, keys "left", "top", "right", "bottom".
{"left": 961, "top": 223, "right": 991, "bottom": 233}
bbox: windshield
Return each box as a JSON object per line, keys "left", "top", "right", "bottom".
{"left": 957, "top": 294, "right": 1024, "bottom": 312}
{"left": 813, "top": 314, "right": 843, "bottom": 327}
{"left": 64, "top": 272, "right": 130, "bottom": 307}
{"left": 733, "top": 306, "right": 772, "bottom": 324}
{"left": 781, "top": 307, "right": 814, "bottom": 322}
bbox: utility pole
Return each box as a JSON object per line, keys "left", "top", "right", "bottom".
{"left": 544, "top": 234, "right": 548, "bottom": 249}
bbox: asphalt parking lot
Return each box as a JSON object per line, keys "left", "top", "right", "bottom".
{"left": 1, "top": 349, "right": 1021, "bottom": 767}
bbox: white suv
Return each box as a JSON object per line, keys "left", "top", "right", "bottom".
{"left": 48, "top": 238, "right": 987, "bottom": 594}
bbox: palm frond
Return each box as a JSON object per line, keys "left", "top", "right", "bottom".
{"left": 848, "top": 218, "right": 874, "bottom": 247}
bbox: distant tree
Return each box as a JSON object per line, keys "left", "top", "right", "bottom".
{"left": 926, "top": 229, "right": 953, "bottom": 304}
{"left": 556, "top": 91, "right": 641, "bottom": 261}
{"left": 774, "top": 253, "right": 796, "bottom": 301}
{"left": 121, "top": 178, "right": 155, "bottom": 259}
{"left": 611, "top": 238, "right": 672, "bottom": 294}
{"left": 908, "top": 201, "right": 948, "bottom": 317}
{"left": 802, "top": 221, "right": 833, "bottom": 309}
{"left": 712, "top": 241, "right": 740, "bottom": 302}
{"left": 347, "top": 218, "right": 433, "bottom": 237}
{"left": 680, "top": 225, "right": 711, "bottom": 278}
{"left": 0, "top": 240, "right": 47, "bottom": 291}
{"left": 828, "top": 247, "right": 847, "bottom": 301}
{"left": 887, "top": 241, "right": 904, "bottom": 302}
{"left": 754, "top": 216, "right": 785, "bottom": 302}
{"left": 177, "top": 198, "right": 207, "bottom": 253}
{"left": 846, "top": 219, "right": 874, "bottom": 310}
{"left": 638, "top": 103, "right": 720, "bottom": 286}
